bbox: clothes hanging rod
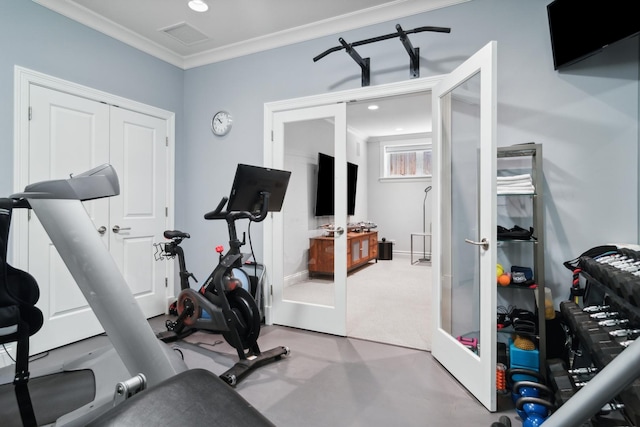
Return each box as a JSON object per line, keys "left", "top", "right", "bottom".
{"left": 313, "top": 25, "right": 451, "bottom": 62}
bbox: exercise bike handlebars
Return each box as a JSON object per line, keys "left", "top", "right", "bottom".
{"left": 204, "top": 197, "right": 230, "bottom": 220}
{"left": 203, "top": 192, "right": 271, "bottom": 224}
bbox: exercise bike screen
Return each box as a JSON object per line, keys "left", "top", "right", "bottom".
{"left": 227, "top": 164, "right": 291, "bottom": 213}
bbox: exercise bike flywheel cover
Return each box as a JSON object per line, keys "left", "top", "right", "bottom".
{"left": 177, "top": 290, "right": 201, "bottom": 327}
{"left": 231, "top": 267, "right": 251, "bottom": 292}
{"left": 222, "top": 287, "right": 261, "bottom": 350}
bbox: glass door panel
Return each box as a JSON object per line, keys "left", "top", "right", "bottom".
{"left": 447, "top": 72, "right": 482, "bottom": 349}
{"left": 432, "top": 41, "right": 497, "bottom": 411}
{"left": 270, "top": 104, "right": 347, "bottom": 336}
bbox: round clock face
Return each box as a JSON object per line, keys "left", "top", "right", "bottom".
{"left": 211, "top": 111, "right": 232, "bottom": 136}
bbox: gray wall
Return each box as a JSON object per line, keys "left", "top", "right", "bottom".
{"left": 367, "top": 134, "right": 433, "bottom": 254}
{"left": 2, "top": 0, "right": 639, "bottom": 306}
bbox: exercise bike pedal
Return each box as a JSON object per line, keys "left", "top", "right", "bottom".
{"left": 156, "top": 328, "right": 196, "bottom": 343}
{"left": 220, "top": 346, "right": 291, "bottom": 387}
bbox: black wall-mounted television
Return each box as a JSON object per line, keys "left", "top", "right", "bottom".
{"left": 314, "top": 152, "right": 358, "bottom": 217}
{"left": 547, "top": 0, "right": 640, "bottom": 70}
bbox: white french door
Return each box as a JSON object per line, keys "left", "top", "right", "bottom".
{"left": 431, "top": 41, "right": 498, "bottom": 411}
{"left": 19, "top": 81, "right": 171, "bottom": 355}
{"left": 269, "top": 103, "right": 348, "bottom": 336}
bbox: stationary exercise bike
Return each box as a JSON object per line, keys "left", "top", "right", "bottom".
{"left": 157, "top": 164, "right": 292, "bottom": 386}
{"left": 1, "top": 164, "right": 281, "bottom": 426}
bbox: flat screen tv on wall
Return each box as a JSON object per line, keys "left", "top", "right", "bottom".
{"left": 547, "top": 0, "right": 640, "bottom": 70}
{"left": 314, "top": 152, "right": 358, "bottom": 217}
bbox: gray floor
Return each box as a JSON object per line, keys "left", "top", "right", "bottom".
{"left": 2, "top": 315, "right": 517, "bottom": 426}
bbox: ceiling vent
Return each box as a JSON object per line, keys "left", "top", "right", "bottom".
{"left": 160, "top": 22, "right": 209, "bottom": 45}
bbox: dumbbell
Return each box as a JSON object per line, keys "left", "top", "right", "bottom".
{"left": 567, "top": 367, "right": 598, "bottom": 375}
{"left": 582, "top": 305, "right": 609, "bottom": 313}
{"left": 621, "top": 339, "right": 637, "bottom": 348}
{"left": 598, "top": 318, "right": 629, "bottom": 327}
{"left": 547, "top": 359, "right": 576, "bottom": 405}
{"left": 609, "top": 328, "right": 640, "bottom": 338}
{"left": 490, "top": 415, "right": 512, "bottom": 427}
{"left": 599, "top": 402, "right": 625, "bottom": 415}
{"left": 595, "top": 254, "right": 624, "bottom": 264}
{"left": 589, "top": 311, "right": 619, "bottom": 319}
{"left": 593, "top": 339, "right": 625, "bottom": 366}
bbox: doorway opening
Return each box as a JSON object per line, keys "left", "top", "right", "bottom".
{"left": 345, "top": 92, "right": 432, "bottom": 350}
{"left": 264, "top": 77, "right": 442, "bottom": 351}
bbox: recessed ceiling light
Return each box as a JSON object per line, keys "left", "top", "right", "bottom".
{"left": 367, "top": 105, "right": 379, "bottom": 110}
{"left": 395, "top": 127, "right": 404, "bottom": 132}
{"left": 188, "top": 0, "right": 208, "bottom": 12}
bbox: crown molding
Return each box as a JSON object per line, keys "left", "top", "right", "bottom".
{"left": 33, "top": 0, "right": 468, "bottom": 70}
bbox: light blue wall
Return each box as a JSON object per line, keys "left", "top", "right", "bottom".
{"left": 1, "top": 0, "right": 638, "bottom": 303}
{"left": 0, "top": 0, "right": 184, "bottom": 197}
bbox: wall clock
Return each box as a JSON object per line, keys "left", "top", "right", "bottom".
{"left": 211, "top": 110, "right": 233, "bottom": 136}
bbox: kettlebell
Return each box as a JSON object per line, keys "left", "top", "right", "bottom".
{"left": 516, "top": 396, "right": 554, "bottom": 426}
{"left": 512, "top": 381, "right": 553, "bottom": 420}
{"left": 506, "top": 369, "right": 547, "bottom": 404}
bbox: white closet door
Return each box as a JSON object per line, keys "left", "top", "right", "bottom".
{"left": 26, "top": 85, "right": 169, "bottom": 354}
{"left": 28, "top": 84, "right": 110, "bottom": 354}
{"left": 109, "top": 106, "right": 168, "bottom": 316}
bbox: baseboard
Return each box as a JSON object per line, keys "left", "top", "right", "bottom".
{"left": 284, "top": 270, "right": 309, "bottom": 288}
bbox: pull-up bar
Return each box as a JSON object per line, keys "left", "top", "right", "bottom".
{"left": 314, "top": 24, "right": 451, "bottom": 87}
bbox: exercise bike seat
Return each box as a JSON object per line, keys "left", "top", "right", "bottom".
{"left": 86, "top": 368, "right": 275, "bottom": 426}
{"left": 163, "top": 230, "right": 190, "bottom": 239}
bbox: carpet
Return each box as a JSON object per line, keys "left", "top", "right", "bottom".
{"left": 282, "top": 254, "right": 432, "bottom": 351}
{"left": 346, "top": 254, "right": 432, "bottom": 350}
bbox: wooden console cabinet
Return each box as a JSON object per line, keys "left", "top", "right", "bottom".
{"left": 308, "top": 231, "right": 378, "bottom": 275}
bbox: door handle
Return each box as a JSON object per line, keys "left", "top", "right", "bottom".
{"left": 464, "top": 238, "right": 489, "bottom": 250}
{"left": 112, "top": 225, "right": 131, "bottom": 233}
{"left": 97, "top": 226, "right": 107, "bottom": 235}
{"left": 334, "top": 226, "right": 345, "bottom": 236}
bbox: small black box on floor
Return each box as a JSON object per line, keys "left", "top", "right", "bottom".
{"left": 378, "top": 240, "right": 393, "bottom": 260}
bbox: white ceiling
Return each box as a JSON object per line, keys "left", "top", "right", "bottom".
{"left": 33, "top": 0, "right": 450, "bottom": 137}
{"left": 347, "top": 92, "right": 432, "bottom": 139}
{"left": 33, "top": 0, "right": 465, "bottom": 69}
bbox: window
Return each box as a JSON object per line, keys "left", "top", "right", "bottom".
{"left": 383, "top": 143, "right": 432, "bottom": 178}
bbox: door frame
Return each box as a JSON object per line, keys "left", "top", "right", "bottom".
{"left": 11, "top": 66, "right": 176, "bottom": 300}
{"left": 263, "top": 76, "right": 444, "bottom": 327}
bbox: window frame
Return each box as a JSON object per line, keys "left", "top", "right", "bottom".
{"left": 379, "top": 140, "right": 433, "bottom": 181}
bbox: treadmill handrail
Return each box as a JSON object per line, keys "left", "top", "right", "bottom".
{"left": 10, "top": 164, "right": 120, "bottom": 202}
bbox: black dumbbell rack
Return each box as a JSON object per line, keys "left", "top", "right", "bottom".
{"left": 548, "top": 247, "right": 640, "bottom": 426}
